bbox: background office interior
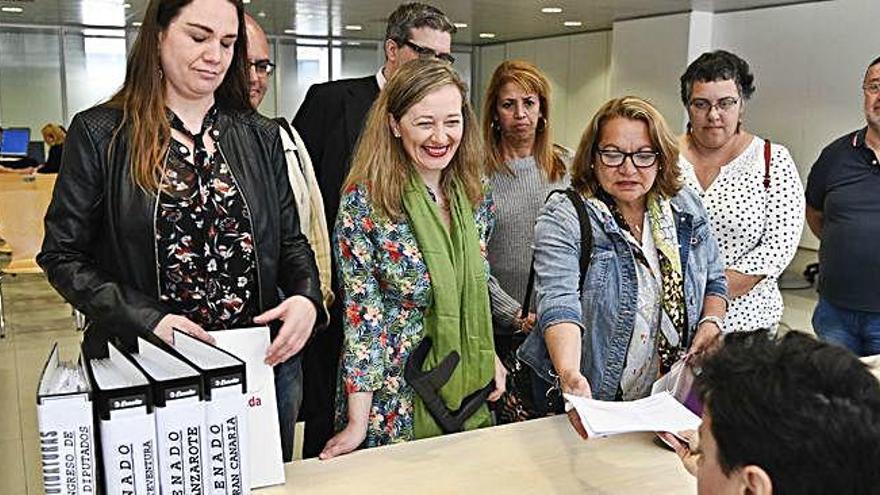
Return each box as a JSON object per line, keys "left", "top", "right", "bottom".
{"left": 2, "top": 0, "right": 879, "bottom": 248}
{"left": 0, "top": 0, "right": 876, "bottom": 492}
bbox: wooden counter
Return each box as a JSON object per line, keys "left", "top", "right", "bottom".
{"left": 259, "top": 415, "right": 695, "bottom": 494}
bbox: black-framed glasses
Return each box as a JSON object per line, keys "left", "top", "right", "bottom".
{"left": 863, "top": 82, "right": 880, "bottom": 95}
{"left": 596, "top": 149, "right": 660, "bottom": 168}
{"left": 689, "top": 97, "right": 739, "bottom": 113}
{"left": 249, "top": 59, "right": 276, "bottom": 75}
{"left": 402, "top": 39, "right": 455, "bottom": 64}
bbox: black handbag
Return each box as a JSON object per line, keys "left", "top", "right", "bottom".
{"left": 494, "top": 188, "right": 593, "bottom": 422}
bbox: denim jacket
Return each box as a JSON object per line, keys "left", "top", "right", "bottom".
{"left": 517, "top": 186, "right": 727, "bottom": 400}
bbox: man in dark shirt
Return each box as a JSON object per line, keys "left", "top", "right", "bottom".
{"left": 805, "top": 55, "right": 880, "bottom": 356}
{"left": 292, "top": 2, "right": 456, "bottom": 457}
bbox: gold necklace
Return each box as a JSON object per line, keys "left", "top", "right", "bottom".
{"left": 624, "top": 213, "right": 644, "bottom": 239}
{"left": 629, "top": 220, "right": 643, "bottom": 239}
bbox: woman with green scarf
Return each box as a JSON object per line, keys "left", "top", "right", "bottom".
{"left": 320, "top": 59, "right": 506, "bottom": 459}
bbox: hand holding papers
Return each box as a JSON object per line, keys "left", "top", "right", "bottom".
{"left": 563, "top": 392, "right": 701, "bottom": 438}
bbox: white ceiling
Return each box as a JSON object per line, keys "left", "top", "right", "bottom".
{"left": 0, "top": 0, "right": 822, "bottom": 44}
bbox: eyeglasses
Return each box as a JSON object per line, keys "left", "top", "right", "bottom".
{"left": 249, "top": 60, "right": 276, "bottom": 75}
{"left": 863, "top": 82, "right": 880, "bottom": 95}
{"left": 688, "top": 97, "right": 739, "bottom": 113}
{"left": 596, "top": 149, "right": 660, "bottom": 168}
{"left": 402, "top": 40, "right": 455, "bottom": 64}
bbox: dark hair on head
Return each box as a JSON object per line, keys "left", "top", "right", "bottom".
{"left": 385, "top": 2, "right": 456, "bottom": 44}
{"left": 679, "top": 50, "right": 755, "bottom": 105}
{"left": 108, "top": 0, "right": 250, "bottom": 193}
{"left": 698, "top": 330, "right": 880, "bottom": 495}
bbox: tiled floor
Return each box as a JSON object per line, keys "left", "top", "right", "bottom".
{"left": 0, "top": 249, "right": 822, "bottom": 494}
{"left": 0, "top": 268, "right": 82, "bottom": 495}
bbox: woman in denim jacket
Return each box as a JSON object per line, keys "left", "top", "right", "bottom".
{"left": 519, "top": 97, "right": 727, "bottom": 437}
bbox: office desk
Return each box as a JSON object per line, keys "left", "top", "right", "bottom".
{"left": 260, "top": 415, "right": 695, "bottom": 494}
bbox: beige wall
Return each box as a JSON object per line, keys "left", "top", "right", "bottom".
{"left": 475, "top": 31, "right": 612, "bottom": 150}
{"left": 476, "top": 0, "right": 877, "bottom": 249}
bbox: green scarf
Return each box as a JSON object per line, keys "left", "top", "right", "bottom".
{"left": 402, "top": 173, "right": 495, "bottom": 440}
{"left": 645, "top": 193, "right": 688, "bottom": 372}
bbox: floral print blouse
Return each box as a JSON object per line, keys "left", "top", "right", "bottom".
{"left": 334, "top": 182, "right": 495, "bottom": 447}
{"left": 156, "top": 109, "right": 259, "bottom": 330}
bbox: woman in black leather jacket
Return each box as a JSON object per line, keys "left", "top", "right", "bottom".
{"left": 38, "top": 0, "right": 325, "bottom": 367}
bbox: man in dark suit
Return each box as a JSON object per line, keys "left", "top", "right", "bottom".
{"left": 292, "top": 2, "right": 456, "bottom": 458}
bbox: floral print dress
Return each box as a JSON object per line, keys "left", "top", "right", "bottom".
{"left": 334, "top": 182, "right": 494, "bottom": 447}
{"left": 156, "top": 108, "right": 260, "bottom": 330}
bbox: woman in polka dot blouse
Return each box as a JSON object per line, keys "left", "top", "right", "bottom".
{"left": 677, "top": 50, "right": 804, "bottom": 333}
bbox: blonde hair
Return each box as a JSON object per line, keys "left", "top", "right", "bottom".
{"left": 481, "top": 60, "right": 566, "bottom": 182}
{"left": 571, "top": 96, "right": 682, "bottom": 198}
{"left": 41, "top": 123, "right": 66, "bottom": 146}
{"left": 344, "top": 58, "right": 485, "bottom": 220}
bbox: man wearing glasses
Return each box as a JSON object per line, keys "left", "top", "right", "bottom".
{"left": 806, "top": 55, "right": 880, "bottom": 357}
{"left": 244, "top": 14, "right": 332, "bottom": 463}
{"left": 292, "top": 2, "right": 456, "bottom": 459}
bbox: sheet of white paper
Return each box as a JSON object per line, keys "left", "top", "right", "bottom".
{"left": 563, "top": 391, "right": 701, "bottom": 438}
{"left": 211, "top": 326, "right": 285, "bottom": 489}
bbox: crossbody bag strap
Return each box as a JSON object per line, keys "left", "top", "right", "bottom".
{"left": 763, "top": 138, "right": 772, "bottom": 190}
{"left": 520, "top": 188, "right": 593, "bottom": 318}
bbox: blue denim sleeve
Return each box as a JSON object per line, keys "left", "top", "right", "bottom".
{"left": 534, "top": 195, "right": 586, "bottom": 335}
{"left": 698, "top": 205, "right": 729, "bottom": 306}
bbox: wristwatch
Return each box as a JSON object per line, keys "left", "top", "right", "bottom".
{"left": 698, "top": 315, "right": 725, "bottom": 333}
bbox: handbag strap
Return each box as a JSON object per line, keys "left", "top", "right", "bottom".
{"left": 520, "top": 188, "right": 593, "bottom": 318}
{"left": 763, "top": 138, "right": 772, "bottom": 190}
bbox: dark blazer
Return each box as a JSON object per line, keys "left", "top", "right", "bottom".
{"left": 293, "top": 74, "right": 380, "bottom": 226}
{"left": 38, "top": 105, "right": 326, "bottom": 355}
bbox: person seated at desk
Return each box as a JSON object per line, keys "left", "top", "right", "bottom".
{"left": 39, "top": 123, "right": 66, "bottom": 174}
{"left": 0, "top": 126, "right": 39, "bottom": 174}
{"left": 662, "top": 331, "right": 880, "bottom": 495}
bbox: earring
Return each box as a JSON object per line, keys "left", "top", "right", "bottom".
{"left": 536, "top": 116, "right": 547, "bottom": 132}
{"left": 686, "top": 122, "right": 692, "bottom": 134}
{"left": 491, "top": 119, "right": 501, "bottom": 133}
{"left": 157, "top": 67, "right": 164, "bottom": 80}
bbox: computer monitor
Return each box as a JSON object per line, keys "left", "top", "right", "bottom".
{"left": 27, "top": 141, "right": 46, "bottom": 164}
{"left": 0, "top": 127, "right": 30, "bottom": 157}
